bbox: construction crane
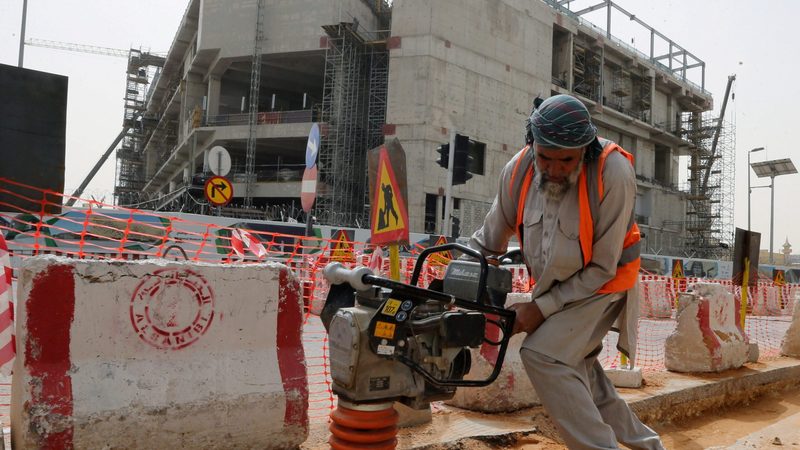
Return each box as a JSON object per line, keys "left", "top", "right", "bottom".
{"left": 24, "top": 38, "right": 165, "bottom": 207}
{"left": 701, "top": 74, "right": 735, "bottom": 192}
{"left": 25, "top": 38, "right": 131, "bottom": 58}
{"left": 25, "top": 38, "right": 165, "bottom": 59}
{"left": 66, "top": 129, "right": 128, "bottom": 207}
{"left": 245, "top": 0, "right": 265, "bottom": 207}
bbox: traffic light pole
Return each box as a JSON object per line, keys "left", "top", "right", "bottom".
{"left": 443, "top": 129, "right": 456, "bottom": 237}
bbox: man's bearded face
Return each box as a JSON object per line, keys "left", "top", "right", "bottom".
{"left": 533, "top": 144, "right": 585, "bottom": 200}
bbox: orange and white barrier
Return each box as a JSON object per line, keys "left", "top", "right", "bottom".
{"left": 11, "top": 256, "right": 307, "bottom": 449}
{"left": 781, "top": 295, "right": 800, "bottom": 357}
{"left": 665, "top": 283, "right": 748, "bottom": 372}
{"left": 0, "top": 233, "right": 15, "bottom": 375}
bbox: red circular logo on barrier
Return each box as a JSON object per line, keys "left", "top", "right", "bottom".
{"left": 130, "top": 268, "right": 215, "bottom": 350}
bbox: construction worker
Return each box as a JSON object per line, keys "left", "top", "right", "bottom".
{"left": 470, "top": 94, "right": 664, "bottom": 449}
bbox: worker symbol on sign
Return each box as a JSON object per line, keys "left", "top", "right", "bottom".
{"left": 774, "top": 269, "right": 786, "bottom": 286}
{"left": 379, "top": 183, "right": 399, "bottom": 230}
{"left": 331, "top": 229, "right": 356, "bottom": 263}
{"left": 672, "top": 259, "right": 685, "bottom": 279}
{"left": 204, "top": 176, "right": 233, "bottom": 207}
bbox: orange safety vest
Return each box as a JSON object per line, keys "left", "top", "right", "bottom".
{"left": 508, "top": 138, "right": 641, "bottom": 293}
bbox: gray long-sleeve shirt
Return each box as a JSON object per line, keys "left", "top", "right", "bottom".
{"left": 470, "top": 145, "right": 639, "bottom": 365}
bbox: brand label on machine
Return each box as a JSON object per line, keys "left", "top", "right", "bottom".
{"left": 369, "top": 376, "right": 391, "bottom": 391}
{"left": 376, "top": 344, "right": 395, "bottom": 355}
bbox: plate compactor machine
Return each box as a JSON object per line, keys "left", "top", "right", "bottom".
{"left": 321, "top": 244, "right": 518, "bottom": 449}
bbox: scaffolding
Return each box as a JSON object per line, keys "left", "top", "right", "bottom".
{"left": 681, "top": 112, "right": 736, "bottom": 260}
{"left": 317, "top": 22, "right": 390, "bottom": 228}
{"left": 631, "top": 69, "right": 652, "bottom": 122}
{"left": 366, "top": 45, "right": 389, "bottom": 153}
{"left": 573, "top": 43, "right": 601, "bottom": 101}
{"left": 114, "top": 49, "right": 166, "bottom": 206}
{"left": 610, "top": 68, "right": 630, "bottom": 113}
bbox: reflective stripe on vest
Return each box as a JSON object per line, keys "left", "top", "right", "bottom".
{"left": 509, "top": 140, "right": 641, "bottom": 293}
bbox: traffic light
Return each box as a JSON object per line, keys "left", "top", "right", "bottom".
{"left": 451, "top": 216, "right": 461, "bottom": 239}
{"left": 452, "top": 133, "right": 474, "bottom": 185}
{"left": 436, "top": 143, "right": 450, "bottom": 169}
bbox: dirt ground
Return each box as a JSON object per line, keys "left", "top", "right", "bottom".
{"left": 653, "top": 387, "right": 800, "bottom": 449}
{"left": 414, "top": 387, "right": 800, "bottom": 449}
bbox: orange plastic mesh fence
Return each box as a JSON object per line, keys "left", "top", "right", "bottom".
{"left": 0, "top": 178, "right": 796, "bottom": 422}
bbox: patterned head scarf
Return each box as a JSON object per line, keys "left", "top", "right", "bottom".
{"left": 526, "top": 94, "right": 600, "bottom": 158}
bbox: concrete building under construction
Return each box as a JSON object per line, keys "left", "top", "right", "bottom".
{"left": 115, "top": 0, "right": 735, "bottom": 259}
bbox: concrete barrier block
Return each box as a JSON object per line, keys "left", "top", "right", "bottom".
{"left": 446, "top": 293, "right": 539, "bottom": 412}
{"left": 665, "top": 283, "right": 748, "bottom": 372}
{"left": 605, "top": 367, "right": 643, "bottom": 388}
{"left": 752, "top": 286, "right": 783, "bottom": 316}
{"left": 11, "top": 256, "right": 307, "bottom": 449}
{"left": 747, "top": 342, "right": 760, "bottom": 363}
{"left": 781, "top": 298, "right": 800, "bottom": 357}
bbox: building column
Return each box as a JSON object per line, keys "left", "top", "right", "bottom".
{"left": 180, "top": 73, "right": 206, "bottom": 142}
{"left": 206, "top": 76, "right": 221, "bottom": 118}
{"left": 567, "top": 32, "right": 575, "bottom": 91}
{"left": 648, "top": 72, "right": 656, "bottom": 125}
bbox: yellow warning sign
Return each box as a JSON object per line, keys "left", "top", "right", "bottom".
{"left": 371, "top": 147, "right": 409, "bottom": 245}
{"left": 672, "top": 259, "right": 685, "bottom": 279}
{"left": 774, "top": 269, "right": 786, "bottom": 286}
{"left": 204, "top": 176, "right": 233, "bottom": 207}
{"left": 330, "top": 230, "right": 355, "bottom": 263}
{"left": 374, "top": 321, "right": 396, "bottom": 339}
{"left": 429, "top": 235, "right": 453, "bottom": 265}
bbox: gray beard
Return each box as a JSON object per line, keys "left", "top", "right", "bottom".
{"left": 535, "top": 160, "right": 583, "bottom": 201}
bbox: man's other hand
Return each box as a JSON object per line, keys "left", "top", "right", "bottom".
{"left": 509, "top": 302, "right": 545, "bottom": 335}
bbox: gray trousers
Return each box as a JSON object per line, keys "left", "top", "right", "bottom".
{"left": 520, "top": 299, "right": 664, "bottom": 449}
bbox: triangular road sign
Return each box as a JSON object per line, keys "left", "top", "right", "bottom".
{"left": 672, "top": 259, "right": 685, "bottom": 279}
{"left": 371, "top": 147, "right": 409, "bottom": 245}
{"left": 330, "top": 230, "right": 355, "bottom": 263}
{"left": 429, "top": 235, "right": 453, "bottom": 265}
{"left": 773, "top": 269, "right": 786, "bottom": 286}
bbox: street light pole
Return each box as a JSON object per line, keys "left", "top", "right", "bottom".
{"left": 770, "top": 175, "right": 775, "bottom": 264}
{"left": 747, "top": 147, "right": 764, "bottom": 231}
{"left": 18, "top": 0, "right": 28, "bottom": 67}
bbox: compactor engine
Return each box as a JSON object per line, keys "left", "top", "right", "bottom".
{"left": 321, "top": 244, "right": 517, "bottom": 409}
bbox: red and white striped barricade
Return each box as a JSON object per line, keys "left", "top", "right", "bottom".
{"left": 0, "top": 233, "right": 15, "bottom": 375}
{"left": 665, "top": 282, "right": 748, "bottom": 372}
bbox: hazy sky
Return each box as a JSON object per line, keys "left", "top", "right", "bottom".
{"left": 1, "top": 0, "right": 799, "bottom": 254}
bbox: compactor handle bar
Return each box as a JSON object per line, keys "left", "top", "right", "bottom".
{"left": 409, "top": 243, "right": 489, "bottom": 296}
{"left": 324, "top": 262, "right": 504, "bottom": 314}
